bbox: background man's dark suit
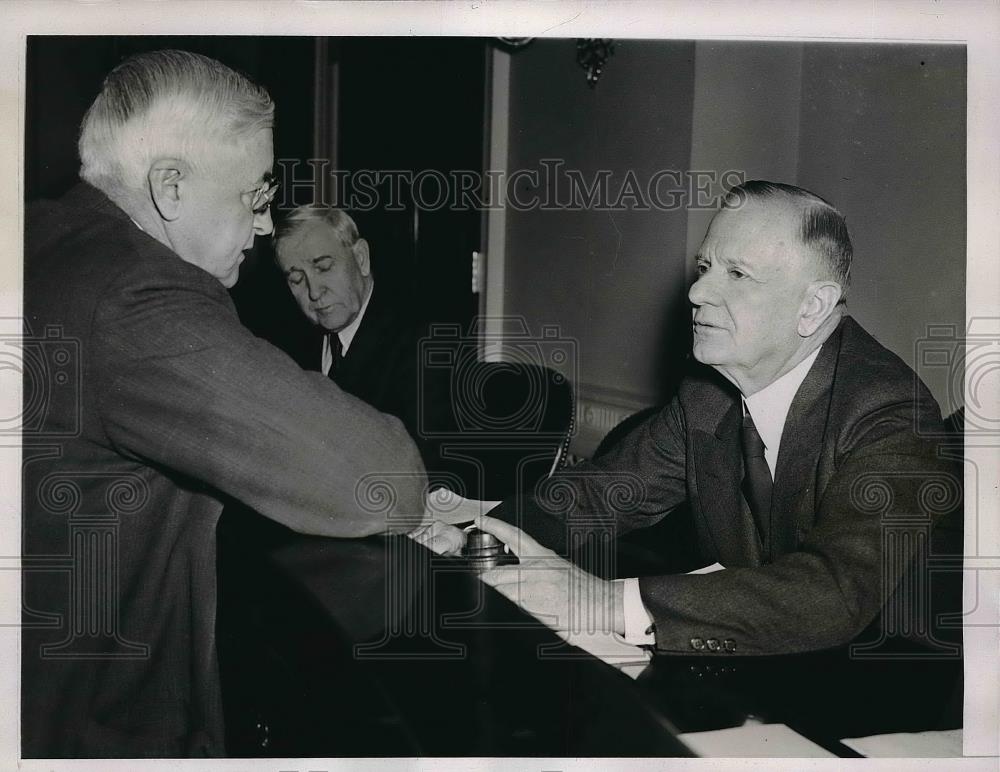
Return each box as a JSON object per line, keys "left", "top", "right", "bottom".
{"left": 303, "top": 286, "right": 455, "bottom": 488}
{"left": 491, "top": 316, "right": 961, "bottom": 655}
{"left": 22, "top": 185, "right": 426, "bottom": 757}
{"left": 310, "top": 285, "right": 421, "bottom": 431}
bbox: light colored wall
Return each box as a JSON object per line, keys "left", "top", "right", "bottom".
{"left": 685, "top": 42, "right": 804, "bottom": 260}
{"left": 498, "top": 40, "right": 966, "bottom": 454}
{"left": 796, "top": 43, "right": 966, "bottom": 415}
{"left": 501, "top": 39, "right": 698, "bottom": 452}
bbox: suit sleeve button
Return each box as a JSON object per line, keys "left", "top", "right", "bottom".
{"left": 689, "top": 637, "right": 705, "bottom": 651}
{"left": 723, "top": 638, "right": 737, "bottom": 652}
{"left": 706, "top": 638, "right": 720, "bottom": 652}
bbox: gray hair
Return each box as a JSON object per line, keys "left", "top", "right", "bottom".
{"left": 78, "top": 49, "right": 274, "bottom": 202}
{"left": 723, "top": 180, "right": 853, "bottom": 301}
{"left": 273, "top": 205, "right": 361, "bottom": 257}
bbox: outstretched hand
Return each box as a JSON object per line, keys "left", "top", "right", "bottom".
{"left": 407, "top": 519, "right": 467, "bottom": 556}
{"left": 474, "top": 515, "right": 625, "bottom": 636}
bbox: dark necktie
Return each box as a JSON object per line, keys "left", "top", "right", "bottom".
{"left": 740, "top": 405, "right": 773, "bottom": 557}
{"left": 327, "top": 333, "right": 343, "bottom": 380}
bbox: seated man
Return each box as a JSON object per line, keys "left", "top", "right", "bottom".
{"left": 476, "top": 180, "right": 961, "bottom": 657}
{"left": 22, "top": 50, "right": 438, "bottom": 758}
{"left": 273, "top": 205, "right": 450, "bottom": 481}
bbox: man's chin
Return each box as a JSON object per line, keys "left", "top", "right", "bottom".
{"left": 691, "top": 343, "right": 727, "bottom": 367}
{"left": 220, "top": 255, "right": 247, "bottom": 288}
{"left": 318, "top": 310, "right": 353, "bottom": 332}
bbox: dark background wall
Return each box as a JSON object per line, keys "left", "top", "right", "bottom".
{"left": 333, "top": 37, "right": 485, "bottom": 327}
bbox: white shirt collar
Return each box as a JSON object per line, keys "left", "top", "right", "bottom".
{"left": 742, "top": 346, "right": 822, "bottom": 476}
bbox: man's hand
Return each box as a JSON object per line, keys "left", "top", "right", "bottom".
{"left": 407, "top": 519, "right": 467, "bottom": 555}
{"left": 475, "top": 515, "right": 625, "bottom": 636}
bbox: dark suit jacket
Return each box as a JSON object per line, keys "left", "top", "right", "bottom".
{"left": 491, "top": 316, "right": 961, "bottom": 656}
{"left": 310, "top": 290, "right": 454, "bottom": 486}
{"left": 22, "top": 184, "right": 426, "bottom": 757}
{"left": 313, "top": 285, "right": 421, "bottom": 431}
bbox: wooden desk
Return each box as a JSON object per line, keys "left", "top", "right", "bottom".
{"left": 216, "top": 527, "right": 961, "bottom": 757}
{"left": 217, "top": 531, "right": 692, "bottom": 756}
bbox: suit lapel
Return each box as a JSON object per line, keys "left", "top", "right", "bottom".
{"left": 770, "top": 321, "right": 842, "bottom": 555}
{"left": 693, "top": 398, "right": 764, "bottom": 567}
{"left": 337, "top": 286, "right": 386, "bottom": 383}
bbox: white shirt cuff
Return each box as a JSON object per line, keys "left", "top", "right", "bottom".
{"left": 619, "top": 577, "right": 656, "bottom": 646}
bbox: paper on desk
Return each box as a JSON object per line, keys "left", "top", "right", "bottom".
{"left": 841, "top": 728, "right": 962, "bottom": 758}
{"left": 424, "top": 487, "right": 501, "bottom": 525}
{"left": 678, "top": 722, "right": 836, "bottom": 758}
{"left": 689, "top": 562, "right": 725, "bottom": 574}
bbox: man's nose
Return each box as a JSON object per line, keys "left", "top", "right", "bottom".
{"left": 688, "top": 272, "right": 713, "bottom": 307}
{"left": 306, "top": 276, "right": 323, "bottom": 302}
{"left": 253, "top": 207, "right": 274, "bottom": 237}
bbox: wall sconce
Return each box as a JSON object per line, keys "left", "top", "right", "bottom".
{"left": 576, "top": 38, "right": 615, "bottom": 88}
{"left": 492, "top": 37, "right": 617, "bottom": 89}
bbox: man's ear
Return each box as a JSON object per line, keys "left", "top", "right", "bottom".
{"left": 798, "top": 280, "right": 843, "bottom": 337}
{"left": 353, "top": 238, "right": 372, "bottom": 276}
{"left": 147, "top": 159, "right": 186, "bottom": 222}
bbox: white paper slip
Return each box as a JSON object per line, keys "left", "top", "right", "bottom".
{"left": 841, "top": 728, "right": 962, "bottom": 758}
{"left": 678, "top": 722, "right": 836, "bottom": 758}
{"left": 423, "top": 487, "right": 501, "bottom": 525}
{"left": 688, "top": 562, "right": 725, "bottom": 575}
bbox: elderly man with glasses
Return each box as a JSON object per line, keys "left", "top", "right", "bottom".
{"left": 22, "top": 50, "right": 434, "bottom": 758}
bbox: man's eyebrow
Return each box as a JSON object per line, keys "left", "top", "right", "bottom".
{"left": 718, "top": 253, "right": 755, "bottom": 271}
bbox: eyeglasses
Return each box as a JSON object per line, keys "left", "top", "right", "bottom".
{"left": 244, "top": 173, "right": 279, "bottom": 215}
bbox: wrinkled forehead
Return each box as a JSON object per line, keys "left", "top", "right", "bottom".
{"left": 702, "top": 199, "right": 805, "bottom": 265}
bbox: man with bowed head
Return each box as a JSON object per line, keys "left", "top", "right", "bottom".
{"left": 272, "top": 205, "right": 447, "bottom": 474}
{"left": 476, "top": 181, "right": 959, "bottom": 658}
{"left": 22, "top": 50, "right": 453, "bottom": 757}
